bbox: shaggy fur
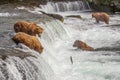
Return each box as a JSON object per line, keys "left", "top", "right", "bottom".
{"left": 73, "top": 40, "right": 94, "bottom": 51}
{"left": 14, "top": 21, "right": 43, "bottom": 37}
{"left": 92, "top": 12, "right": 110, "bottom": 24}
{"left": 12, "top": 32, "right": 43, "bottom": 54}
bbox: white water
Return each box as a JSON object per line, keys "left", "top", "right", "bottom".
{"left": 40, "top": 1, "right": 91, "bottom": 12}
{"left": 0, "top": 48, "right": 56, "bottom": 80}
{"left": 1, "top": 1, "right": 120, "bottom": 80}
{"left": 16, "top": 1, "right": 91, "bottom": 14}
{"left": 0, "top": 12, "right": 18, "bottom": 17}
{"left": 39, "top": 12, "right": 120, "bottom": 80}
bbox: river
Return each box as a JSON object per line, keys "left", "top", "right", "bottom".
{"left": 0, "top": 1, "right": 120, "bottom": 80}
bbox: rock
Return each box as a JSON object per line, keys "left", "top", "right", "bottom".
{"left": 66, "top": 15, "right": 82, "bottom": 19}
{"left": 0, "top": 47, "right": 37, "bottom": 60}
{"left": 40, "top": 11, "right": 64, "bottom": 22}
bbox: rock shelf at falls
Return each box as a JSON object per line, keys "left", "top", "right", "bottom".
{"left": 0, "top": 1, "right": 120, "bottom": 80}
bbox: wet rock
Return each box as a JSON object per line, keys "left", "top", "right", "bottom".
{"left": 66, "top": 15, "right": 82, "bottom": 19}
{"left": 0, "top": 47, "right": 37, "bottom": 60}
{"left": 95, "top": 47, "right": 120, "bottom": 51}
{"left": 0, "top": 31, "right": 15, "bottom": 47}
{"left": 40, "top": 11, "right": 64, "bottom": 22}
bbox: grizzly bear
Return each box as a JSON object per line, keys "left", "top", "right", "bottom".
{"left": 12, "top": 32, "right": 43, "bottom": 54}
{"left": 92, "top": 12, "right": 110, "bottom": 24}
{"left": 73, "top": 40, "right": 94, "bottom": 51}
{"left": 14, "top": 21, "right": 43, "bottom": 37}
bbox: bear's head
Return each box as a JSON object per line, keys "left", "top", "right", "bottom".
{"left": 73, "top": 40, "right": 81, "bottom": 48}
{"left": 73, "top": 40, "right": 94, "bottom": 51}
{"left": 12, "top": 33, "right": 23, "bottom": 45}
{"left": 30, "top": 23, "right": 43, "bottom": 37}
{"left": 35, "top": 27, "right": 43, "bottom": 37}
{"left": 92, "top": 13, "right": 94, "bottom": 18}
{"left": 73, "top": 40, "right": 88, "bottom": 48}
{"left": 36, "top": 46, "right": 44, "bottom": 53}
{"left": 92, "top": 13, "right": 96, "bottom": 18}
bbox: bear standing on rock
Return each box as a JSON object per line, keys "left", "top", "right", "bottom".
{"left": 14, "top": 21, "right": 43, "bottom": 37}
{"left": 12, "top": 32, "right": 43, "bottom": 54}
{"left": 92, "top": 12, "right": 110, "bottom": 24}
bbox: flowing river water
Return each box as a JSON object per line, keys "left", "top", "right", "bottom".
{"left": 0, "top": 1, "right": 120, "bottom": 80}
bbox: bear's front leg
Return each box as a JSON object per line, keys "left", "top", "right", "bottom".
{"left": 96, "top": 19, "right": 99, "bottom": 23}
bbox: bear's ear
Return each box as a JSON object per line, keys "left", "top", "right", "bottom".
{"left": 31, "top": 22, "right": 36, "bottom": 25}
{"left": 75, "top": 40, "right": 80, "bottom": 42}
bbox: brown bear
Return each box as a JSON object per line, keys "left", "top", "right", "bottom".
{"left": 92, "top": 12, "right": 110, "bottom": 24}
{"left": 12, "top": 32, "right": 43, "bottom": 54}
{"left": 14, "top": 21, "right": 43, "bottom": 37}
{"left": 73, "top": 40, "right": 94, "bottom": 51}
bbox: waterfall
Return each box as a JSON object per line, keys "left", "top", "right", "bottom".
{"left": 40, "top": 1, "right": 91, "bottom": 12}
{"left": 0, "top": 47, "right": 56, "bottom": 80}
{"left": 0, "top": 18, "right": 69, "bottom": 80}
{"left": 2, "top": 1, "right": 120, "bottom": 80}
{"left": 40, "top": 20, "right": 69, "bottom": 43}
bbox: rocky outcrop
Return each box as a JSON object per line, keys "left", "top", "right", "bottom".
{"left": 40, "top": 11, "right": 64, "bottom": 22}
{"left": 0, "top": 47, "right": 36, "bottom": 60}
{"left": 66, "top": 15, "right": 82, "bottom": 19}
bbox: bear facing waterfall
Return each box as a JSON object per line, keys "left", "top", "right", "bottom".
{"left": 73, "top": 40, "right": 94, "bottom": 51}
{"left": 12, "top": 32, "right": 43, "bottom": 54}
{"left": 14, "top": 21, "right": 43, "bottom": 37}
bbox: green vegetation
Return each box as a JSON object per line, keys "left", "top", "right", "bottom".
{"left": 0, "top": 0, "right": 19, "bottom": 4}
{"left": 0, "top": 0, "right": 47, "bottom": 6}
{"left": 87, "top": 0, "right": 120, "bottom": 13}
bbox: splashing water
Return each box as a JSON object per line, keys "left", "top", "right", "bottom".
{"left": 40, "top": 1, "right": 91, "bottom": 12}
{"left": 0, "top": 1, "right": 120, "bottom": 80}
{"left": 38, "top": 11, "right": 120, "bottom": 80}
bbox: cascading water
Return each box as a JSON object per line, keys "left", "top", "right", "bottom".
{"left": 37, "top": 2, "right": 120, "bottom": 80}
{"left": 40, "top": 12, "right": 120, "bottom": 80}
{"left": 39, "top": 1, "right": 91, "bottom": 12}
{"left": 0, "top": 10, "right": 69, "bottom": 80}
{"left": 0, "top": 47, "right": 56, "bottom": 80}
{"left": 0, "top": 1, "right": 120, "bottom": 80}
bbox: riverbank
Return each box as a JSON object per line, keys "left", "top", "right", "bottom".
{"left": 88, "top": 0, "right": 120, "bottom": 14}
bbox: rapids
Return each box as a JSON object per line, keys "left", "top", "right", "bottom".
{"left": 0, "top": 1, "right": 120, "bottom": 80}
{"left": 40, "top": 12, "right": 120, "bottom": 80}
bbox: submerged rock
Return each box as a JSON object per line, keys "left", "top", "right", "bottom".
{"left": 66, "top": 15, "right": 82, "bottom": 19}
{"left": 95, "top": 47, "right": 120, "bottom": 51}
{"left": 40, "top": 11, "right": 64, "bottom": 22}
